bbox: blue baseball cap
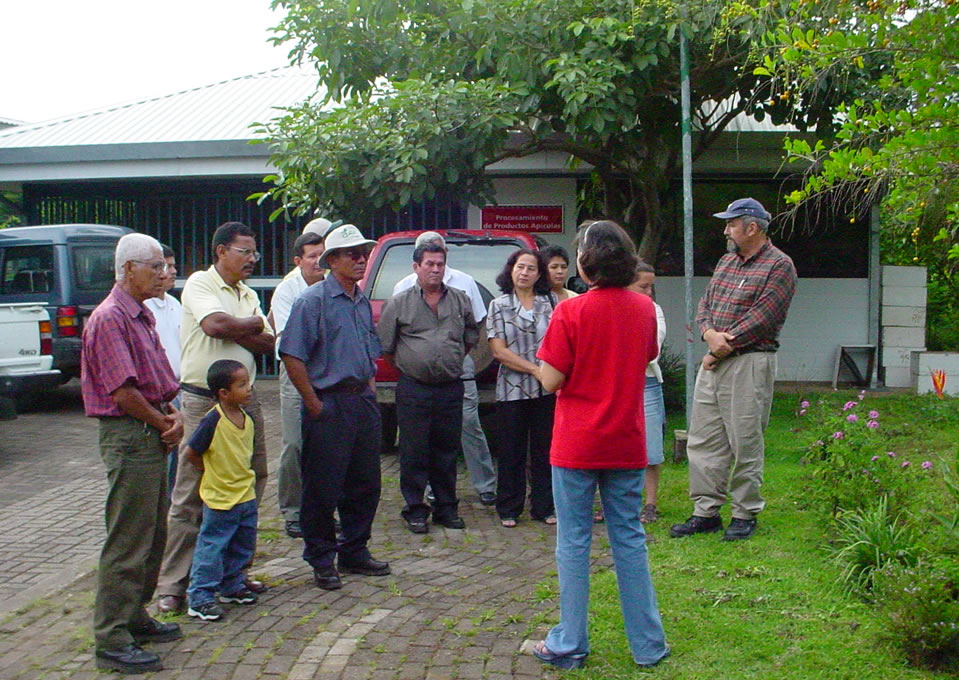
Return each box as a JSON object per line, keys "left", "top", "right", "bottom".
{"left": 713, "top": 198, "right": 771, "bottom": 221}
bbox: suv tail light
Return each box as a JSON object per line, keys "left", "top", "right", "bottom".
{"left": 39, "top": 320, "right": 53, "bottom": 355}
{"left": 57, "top": 306, "right": 79, "bottom": 337}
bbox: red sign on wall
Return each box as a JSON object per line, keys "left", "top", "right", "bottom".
{"left": 481, "top": 205, "right": 564, "bottom": 233}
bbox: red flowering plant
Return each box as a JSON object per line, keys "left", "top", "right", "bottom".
{"left": 799, "top": 391, "right": 931, "bottom": 519}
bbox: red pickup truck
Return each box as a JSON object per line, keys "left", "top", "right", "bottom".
{"left": 359, "top": 229, "right": 541, "bottom": 449}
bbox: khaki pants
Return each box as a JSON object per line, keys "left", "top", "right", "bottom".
{"left": 156, "top": 387, "right": 267, "bottom": 599}
{"left": 93, "top": 416, "right": 169, "bottom": 650}
{"left": 686, "top": 352, "right": 775, "bottom": 520}
{"left": 277, "top": 365, "right": 303, "bottom": 521}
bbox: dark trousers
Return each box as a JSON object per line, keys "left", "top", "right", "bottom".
{"left": 94, "top": 416, "right": 169, "bottom": 650}
{"left": 396, "top": 375, "right": 464, "bottom": 522}
{"left": 495, "top": 395, "right": 556, "bottom": 521}
{"left": 300, "top": 390, "right": 382, "bottom": 570}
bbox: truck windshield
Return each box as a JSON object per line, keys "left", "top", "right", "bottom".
{"left": 368, "top": 241, "right": 522, "bottom": 303}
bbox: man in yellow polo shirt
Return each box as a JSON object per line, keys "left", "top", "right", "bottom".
{"left": 156, "top": 221, "right": 274, "bottom": 614}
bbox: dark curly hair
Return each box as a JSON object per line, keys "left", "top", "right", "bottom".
{"left": 494, "top": 248, "right": 552, "bottom": 295}
{"left": 540, "top": 244, "right": 570, "bottom": 265}
{"left": 574, "top": 220, "right": 638, "bottom": 288}
{"left": 207, "top": 359, "right": 246, "bottom": 399}
{"left": 212, "top": 221, "right": 256, "bottom": 259}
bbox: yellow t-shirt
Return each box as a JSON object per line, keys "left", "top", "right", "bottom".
{"left": 179, "top": 266, "right": 272, "bottom": 388}
{"left": 189, "top": 404, "right": 256, "bottom": 510}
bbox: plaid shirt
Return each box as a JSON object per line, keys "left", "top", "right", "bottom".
{"left": 81, "top": 284, "right": 179, "bottom": 417}
{"left": 696, "top": 240, "right": 797, "bottom": 352}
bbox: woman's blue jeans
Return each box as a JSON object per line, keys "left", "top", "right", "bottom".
{"left": 187, "top": 499, "right": 257, "bottom": 607}
{"left": 546, "top": 466, "right": 668, "bottom": 666}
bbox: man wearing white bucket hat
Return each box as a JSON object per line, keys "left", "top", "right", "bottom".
{"left": 279, "top": 224, "right": 390, "bottom": 591}
{"left": 268, "top": 216, "right": 340, "bottom": 539}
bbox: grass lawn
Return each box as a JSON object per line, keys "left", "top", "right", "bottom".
{"left": 546, "top": 388, "right": 959, "bottom": 679}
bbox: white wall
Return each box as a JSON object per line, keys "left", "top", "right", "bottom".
{"left": 466, "top": 177, "right": 579, "bottom": 256}
{"left": 655, "top": 277, "right": 871, "bottom": 383}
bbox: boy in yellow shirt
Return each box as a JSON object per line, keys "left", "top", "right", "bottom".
{"left": 185, "top": 359, "right": 258, "bottom": 621}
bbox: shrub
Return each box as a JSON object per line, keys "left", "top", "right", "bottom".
{"left": 659, "top": 343, "right": 685, "bottom": 414}
{"left": 874, "top": 560, "right": 959, "bottom": 672}
{"left": 831, "top": 496, "right": 921, "bottom": 598}
{"left": 799, "top": 393, "right": 930, "bottom": 517}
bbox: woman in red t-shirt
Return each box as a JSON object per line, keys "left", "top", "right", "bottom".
{"left": 533, "top": 220, "right": 670, "bottom": 670}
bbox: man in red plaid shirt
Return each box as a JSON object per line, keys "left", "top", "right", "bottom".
{"left": 671, "top": 198, "right": 797, "bottom": 542}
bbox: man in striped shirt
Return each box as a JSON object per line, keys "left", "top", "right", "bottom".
{"left": 671, "top": 198, "right": 797, "bottom": 542}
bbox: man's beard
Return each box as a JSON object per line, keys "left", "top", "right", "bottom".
{"left": 726, "top": 239, "right": 740, "bottom": 254}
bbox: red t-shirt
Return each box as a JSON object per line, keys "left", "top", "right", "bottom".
{"left": 537, "top": 287, "right": 659, "bottom": 469}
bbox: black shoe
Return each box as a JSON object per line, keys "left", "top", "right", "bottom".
{"left": 405, "top": 518, "right": 429, "bottom": 534}
{"left": 95, "top": 643, "right": 162, "bottom": 674}
{"left": 285, "top": 520, "right": 303, "bottom": 538}
{"left": 478, "top": 492, "right": 496, "bottom": 506}
{"left": 129, "top": 617, "right": 182, "bottom": 644}
{"left": 340, "top": 557, "right": 391, "bottom": 576}
{"left": 218, "top": 588, "right": 258, "bottom": 605}
{"left": 313, "top": 566, "right": 343, "bottom": 590}
{"left": 187, "top": 601, "right": 224, "bottom": 621}
{"left": 669, "top": 515, "right": 723, "bottom": 538}
{"left": 722, "top": 518, "right": 758, "bottom": 541}
{"left": 435, "top": 515, "right": 466, "bottom": 529}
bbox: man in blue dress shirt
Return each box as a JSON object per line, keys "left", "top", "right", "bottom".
{"left": 279, "top": 224, "right": 390, "bottom": 591}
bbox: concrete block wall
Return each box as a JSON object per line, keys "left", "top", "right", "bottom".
{"left": 881, "top": 265, "right": 927, "bottom": 387}
{"left": 911, "top": 351, "right": 959, "bottom": 395}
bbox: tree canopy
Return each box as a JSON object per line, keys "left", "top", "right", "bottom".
{"left": 763, "top": 0, "right": 959, "bottom": 258}
{"left": 259, "top": 0, "right": 843, "bottom": 262}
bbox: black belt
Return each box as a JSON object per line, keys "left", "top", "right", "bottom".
{"left": 728, "top": 348, "right": 777, "bottom": 358}
{"left": 180, "top": 382, "right": 214, "bottom": 399}
{"left": 406, "top": 376, "right": 460, "bottom": 388}
{"left": 316, "top": 381, "right": 370, "bottom": 396}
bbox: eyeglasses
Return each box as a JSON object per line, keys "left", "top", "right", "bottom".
{"left": 229, "top": 246, "right": 263, "bottom": 262}
{"left": 340, "top": 249, "right": 369, "bottom": 261}
{"left": 132, "top": 260, "right": 170, "bottom": 273}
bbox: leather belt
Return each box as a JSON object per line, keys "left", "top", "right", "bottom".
{"left": 728, "top": 348, "right": 777, "bottom": 358}
{"left": 180, "top": 382, "right": 214, "bottom": 399}
{"left": 316, "top": 381, "right": 369, "bottom": 396}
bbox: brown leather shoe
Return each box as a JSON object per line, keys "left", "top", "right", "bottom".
{"left": 156, "top": 595, "right": 185, "bottom": 615}
{"left": 243, "top": 578, "right": 268, "bottom": 594}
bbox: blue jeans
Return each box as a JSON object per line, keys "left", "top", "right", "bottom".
{"left": 547, "top": 466, "right": 668, "bottom": 666}
{"left": 187, "top": 499, "right": 257, "bottom": 607}
{"left": 644, "top": 378, "right": 666, "bottom": 466}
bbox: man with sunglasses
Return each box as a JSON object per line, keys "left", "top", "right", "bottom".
{"left": 156, "top": 221, "right": 275, "bottom": 614}
{"left": 280, "top": 224, "right": 390, "bottom": 591}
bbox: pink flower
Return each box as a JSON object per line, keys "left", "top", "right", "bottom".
{"left": 867, "top": 420, "right": 879, "bottom": 429}
{"left": 800, "top": 400, "right": 810, "bottom": 409}
{"left": 868, "top": 410, "right": 879, "bottom": 419}
{"left": 887, "top": 451, "right": 896, "bottom": 457}
{"left": 871, "top": 455, "right": 879, "bottom": 461}
{"left": 843, "top": 401, "right": 858, "bottom": 411}
{"left": 922, "top": 461, "right": 933, "bottom": 470}
{"left": 799, "top": 409, "right": 807, "bottom": 416}
{"left": 815, "top": 440, "right": 825, "bottom": 447}
{"left": 846, "top": 414, "right": 859, "bottom": 423}
{"left": 858, "top": 390, "right": 866, "bottom": 400}
{"left": 901, "top": 461, "right": 910, "bottom": 468}
{"left": 833, "top": 431, "right": 845, "bottom": 439}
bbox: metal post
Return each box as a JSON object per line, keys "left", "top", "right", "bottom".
{"left": 680, "top": 15, "right": 696, "bottom": 424}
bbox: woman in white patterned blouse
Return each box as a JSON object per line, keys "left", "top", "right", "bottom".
{"left": 487, "top": 248, "right": 557, "bottom": 528}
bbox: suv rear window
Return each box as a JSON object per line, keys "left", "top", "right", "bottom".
{"left": 1, "top": 245, "right": 54, "bottom": 294}
{"left": 73, "top": 246, "right": 116, "bottom": 291}
{"left": 369, "top": 241, "right": 522, "bottom": 303}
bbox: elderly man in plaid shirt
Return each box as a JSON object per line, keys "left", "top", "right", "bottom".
{"left": 671, "top": 198, "right": 797, "bottom": 542}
